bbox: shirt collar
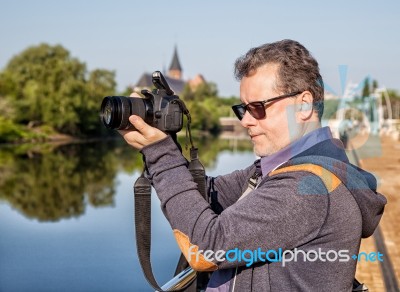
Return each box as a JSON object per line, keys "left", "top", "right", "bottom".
{"left": 260, "top": 126, "right": 333, "bottom": 176}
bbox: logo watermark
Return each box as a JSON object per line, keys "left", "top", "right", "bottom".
{"left": 188, "top": 246, "right": 383, "bottom": 267}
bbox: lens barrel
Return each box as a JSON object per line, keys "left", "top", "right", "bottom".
{"left": 100, "top": 96, "right": 148, "bottom": 130}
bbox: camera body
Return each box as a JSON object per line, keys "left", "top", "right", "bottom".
{"left": 100, "top": 71, "right": 183, "bottom": 133}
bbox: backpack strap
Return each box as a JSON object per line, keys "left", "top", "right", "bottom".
{"left": 269, "top": 163, "right": 341, "bottom": 193}
{"left": 270, "top": 163, "right": 368, "bottom": 292}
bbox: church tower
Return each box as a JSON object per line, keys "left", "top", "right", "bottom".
{"left": 168, "top": 46, "right": 182, "bottom": 80}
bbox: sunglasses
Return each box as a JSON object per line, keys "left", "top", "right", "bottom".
{"left": 231, "top": 91, "right": 302, "bottom": 120}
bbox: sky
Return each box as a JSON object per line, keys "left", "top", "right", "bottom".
{"left": 1, "top": 0, "right": 399, "bottom": 97}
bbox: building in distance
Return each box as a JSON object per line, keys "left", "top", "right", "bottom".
{"left": 133, "top": 46, "right": 205, "bottom": 95}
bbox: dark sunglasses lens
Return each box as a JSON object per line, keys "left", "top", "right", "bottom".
{"left": 247, "top": 102, "right": 265, "bottom": 119}
{"left": 232, "top": 105, "right": 245, "bottom": 120}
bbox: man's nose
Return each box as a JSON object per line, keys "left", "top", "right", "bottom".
{"left": 240, "top": 111, "right": 257, "bottom": 128}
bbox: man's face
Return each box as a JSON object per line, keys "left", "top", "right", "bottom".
{"left": 239, "top": 64, "right": 300, "bottom": 157}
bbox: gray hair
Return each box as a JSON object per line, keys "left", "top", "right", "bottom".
{"left": 234, "top": 39, "right": 324, "bottom": 120}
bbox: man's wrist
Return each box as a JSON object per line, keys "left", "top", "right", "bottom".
{"left": 140, "top": 135, "right": 187, "bottom": 178}
{"left": 140, "top": 135, "right": 171, "bottom": 153}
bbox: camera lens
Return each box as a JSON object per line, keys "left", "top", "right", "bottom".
{"left": 100, "top": 96, "right": 150, "bottom": 130}
{"left": 103, "top": 99, "right": 113, "bottom": 125}
{"left": 100, "top": 96, "right": 131, "bottom": 129}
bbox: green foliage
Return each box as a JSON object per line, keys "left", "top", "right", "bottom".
{"left": 0, "top": 43, "right": 244, "bottom": 142}
{"left": 79, "top": 69, "right": 117, "bottom": 134}
{"left": 181, "top": 82, "right": 240, "bottom": 134}
{"left": 0, "top": 96, "right": 16, "bottom": 120}
{"left": 321, "top": 99, "right": 340, "bottom": 120}
{"left": 186, "top": 99, "right": 220, "bottom": 134}
{"left": 361, "top": 77, "right": 370, "bottom": 97}
{"left": 372, "top": 79, "right": 379, "bottom": 92}
{"left": 387, "top": 89, "right": 400, "bottom": 101}
{"left": 0, "top": 116, "right": 46, "bottom": 143}
{"left": 181, "top": 82, "right": 218, "bottom": 101}
{"left": 0, "top": 43, "right": 116, "bottom": 140}
{"left": 0, "top": 117, "right": 26, "bottom": 142}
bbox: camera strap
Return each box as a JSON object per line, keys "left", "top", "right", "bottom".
{"left": 134, "top": 172, "right": 164, "bottom": 291}
{"left": 135, "top": 169, "right": 197, "bottom": 292}
{"left": 134, "top": 98, "right": 212, "bottom": 291}
{"left": 134, "top": 129, "right": 209, "bottom": 291}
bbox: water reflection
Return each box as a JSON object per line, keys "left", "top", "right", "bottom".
{"left": 0, "top": 140, "right": 137, "bottom": 221}
{"left": 0, "top": 136, "right": 253, "bottom": 222}
{"left": 0, "top": 135, "right": 255, "bottom": 291}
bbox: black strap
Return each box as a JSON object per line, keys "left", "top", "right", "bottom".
{"left": 134, "top": 171, "right": 198, "bottom": 292}
{"left": 134, "top": 174, "right": 165, "bottom": 291}
{"left": 208, "top": 177, "right": 223, "bottom": 215}
{"left": 133, "top": 96, "right": 209, "bottom": 291}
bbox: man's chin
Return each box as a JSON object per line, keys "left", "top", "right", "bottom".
{"left": 253, "top": 144, "right": 277, "bottom": 157}
{"left": 253, "top": 147, "right": 268, "bottom": 158}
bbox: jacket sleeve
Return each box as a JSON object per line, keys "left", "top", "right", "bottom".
{"left": 141, "top": 136, "right": 329, "bottom": 271}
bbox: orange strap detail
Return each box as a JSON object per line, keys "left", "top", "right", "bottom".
{"left": 269, "top": 164, "right": 341, "bottom": 192}
{"left": 173, "top": 229, "right": 218, "bottom": 272}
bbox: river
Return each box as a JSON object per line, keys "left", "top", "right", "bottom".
{"left": 0, "top": 136, "right": 256, "bottom": 292}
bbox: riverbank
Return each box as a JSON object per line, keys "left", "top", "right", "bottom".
{"left": 353, "top": 134, "right": 400, "bottom": 291}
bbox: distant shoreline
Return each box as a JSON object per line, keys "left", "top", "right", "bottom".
{"left": 0, "top": 134, "right": 119, "bottom": 147}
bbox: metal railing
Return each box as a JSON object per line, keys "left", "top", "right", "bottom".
{"left": 157, "top": 267, "right": 196, "bottom": 291}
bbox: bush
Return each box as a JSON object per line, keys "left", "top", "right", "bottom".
{"left": 0, "top": 117, "right": 47, "bottom": 143}
{"left": 0, "top": 117, "right": 25, "bottom": 142}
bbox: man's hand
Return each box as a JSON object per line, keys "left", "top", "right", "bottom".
{"left": 118, "top": 115, "right": 167, "bottom": 150}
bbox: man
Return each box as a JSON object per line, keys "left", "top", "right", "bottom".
{"left": 120, "top": 40, "right": 386, "bottom": 291}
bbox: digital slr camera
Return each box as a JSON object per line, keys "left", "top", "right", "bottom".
{"left": 100, "top": 71, "right": 183, "bottom": 133}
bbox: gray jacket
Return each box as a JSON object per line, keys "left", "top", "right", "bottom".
{"left": 141, "top": 136, "right": 386, "bottom": 291}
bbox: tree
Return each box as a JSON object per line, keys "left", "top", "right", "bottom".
{"left": 0, "top": 43, "right": 116, "bottom": 136}
{"left": 372, "top": 79, "right": 379, "bottom": 92}
{"left": 361, "top": 77, "right": 370, "bottom": 97}
{"left": 181, "top": 82, "right": 218, "bottom": 101}
{"left": 80, "top": 69, "right": 116, "bottom": 134}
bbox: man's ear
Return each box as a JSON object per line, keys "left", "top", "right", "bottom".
{"left": 297, "top": 91, "right": 314, "bottom": 120}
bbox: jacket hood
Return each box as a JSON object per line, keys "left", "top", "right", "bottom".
{"left": 288, "top": 139, "right": 387, "bottom": 238}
